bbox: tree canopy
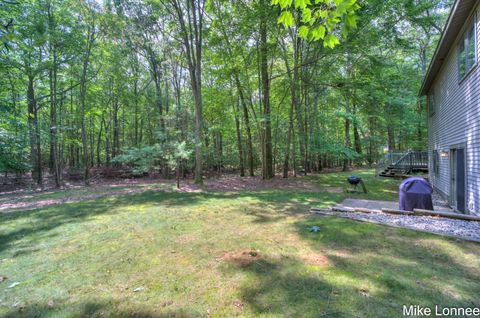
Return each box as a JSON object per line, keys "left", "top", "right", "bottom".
{"left": 0, "top": 0, "right": 452, "bottom": 187}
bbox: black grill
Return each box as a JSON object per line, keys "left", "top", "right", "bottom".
{"left": 347, "top": 176, "right": 361, "bottom": 185}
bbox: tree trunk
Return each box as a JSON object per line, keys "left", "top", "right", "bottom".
{"left": 27, "top": 75, "right": 42, "bottom": 185}
{"left": 387, "top": 124, "right": 395, "bottom": 152}
{"left": 171, "top": 0, "right": 205, "bottom": 184}
{"left": 90, "top": 117, "right": 95, "bottom": 168}
{"left": 97, "top": 114, "right": 103, "bottom": 166}
{"left": 343, "top": 117, "right": 351, "bottom": 171}
{"left": 49, "top": 53, "right": 61, "bottom": 187}
{"left": 105, "top": 117, "right": 111, "bottom": 167}
{"left": 48, "top": 4, "right": 61, "bottom": 188}
{"left": 134, "top": 79, "right": 139, "bottom": 145}
{"left": 217, "top": 18, "right": 255, "bottom": 177}
{"left": 233, "top": 74, "right": 254, "bottom": 176}
{"left": 150, "top": 53, "right": 165, "bottom": 138}
{"left": 259, "top": 0, "right": 273, "bottom": 179}
{"left": 112, "top": 97, "right": 119, "bottom": 158}
{"left": 353, "top": 118, "right": 362, "bottom": 164}
{"left": 233, "top": 98, "right": 245, "bottom": 177}
{"left": 79, "top": 22, "right": 95, "bottom": 185}
{"left": 283, "top": 100, "right": 294, "bottom": 178}
{"left": 292, "top": 37, "right": 306, "bottom": 176}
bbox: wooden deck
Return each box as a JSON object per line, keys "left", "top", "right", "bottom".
{"left": 377, "top": 152, "right": 428, "bottom": 178}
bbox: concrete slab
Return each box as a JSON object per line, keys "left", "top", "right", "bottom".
{"left": 335, "top": 198, "right": 453, "bottom": 213}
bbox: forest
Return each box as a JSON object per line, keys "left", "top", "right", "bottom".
{"left": 0, "top": 0, "right": 450, "bottom": 187}
{"left": 4, "top": 2, "right": 480, "bottom": 317}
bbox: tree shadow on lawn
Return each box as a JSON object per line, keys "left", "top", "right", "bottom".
{"left": 290, "top": 217, "right": 480, "bottom": 315}
{"left": 220, "top": 216, "right": 480, "bottom": 317}
{"left": 0, "top": 191, "right": 205, "bottom": 255}
{"left": 1, "top": 300, "right": 199, "bottom": 318}
{"left": 0, "top": 189, "right": 341, "bottom": 255}
{"left": 305, "top": 169, "right": 402, "bottom": 202}
{"left": 221, "top": 191, "right": 342, "bottom": 224}
{"left": 221, "top": 255, "right": 339, "bottom": 317}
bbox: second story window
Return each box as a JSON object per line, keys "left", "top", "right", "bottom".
{"left": 458, "top": 18, "right": 477, "bottom": 80}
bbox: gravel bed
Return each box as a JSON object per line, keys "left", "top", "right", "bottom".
{"left": 432, "top": 189, "right": 449, "bottom": 208}
{"left": 319, "top": 210, "right": 480, "bottom": 242}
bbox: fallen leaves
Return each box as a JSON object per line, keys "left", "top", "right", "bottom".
{"left": 222, "top": 250, "right": 261, "bottom": 267}
{"left": 357, "top": 287, "right": 370, "bottom": 297}
{"left": 233, "top": 299, "right": 244, "bottom": 311}
{"left": 301, "top": 253, "right": 330, "bottom": 267}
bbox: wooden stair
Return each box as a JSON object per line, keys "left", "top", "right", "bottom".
{"left": 377, "top": 151, "right": 428, "bottom": 178}
{"left": 379, "top": 166, "right": 409, "bottom": 177}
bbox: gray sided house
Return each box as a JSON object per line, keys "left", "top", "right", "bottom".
{"left": 420, "top": 0, "right": 479, "bottom": 215}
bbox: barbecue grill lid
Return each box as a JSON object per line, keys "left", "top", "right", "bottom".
{"left": 347, "top": 176, "right": 361, "bottom": 185}
{"left": 399, "top": 177, "right": 432, "bottom": 194}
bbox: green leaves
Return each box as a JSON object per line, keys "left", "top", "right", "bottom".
{"left": 277, "top": 11, "right": 294, "bottom": 27}
{"left": 323, "top": 34, "right": 340, "bottom": 48}
{"left": 345, "top": 13, "right": 358, "bottom": 28}
{"left": 311, "top": 25, "right": 326, "bottom": 40}
{"left": 298, "top": 25, "right": 309, "bottom": 39}
{"left": 272, "top": 0, "right": 360, "bottom": 49}
{"left": 271, "top": 0, "right": 293, "bottom": 10}
{"left": 4, "top": 33, "right": 16, "bottom": 41}
{"left": 302, "top": 8, "right": 312, "bottom": 23}
{"left": 294, "top": 0, "right": 311, "bottom": 9}
{"left": 205, "top": 0, "right": 215, "bottom": 13}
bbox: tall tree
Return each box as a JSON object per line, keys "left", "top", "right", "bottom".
{"left": 259, "top": 0, "right": 274, "bottom": 179}
{"left": 78, "top": 1, "right": 97, "bottom": 185}
{"left": 170, "top": 0, "right": 205, "bottom": 184}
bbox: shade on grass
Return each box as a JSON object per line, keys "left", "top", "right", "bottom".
{"left": 0, "top": 172, "right": 479, "bottom": 317}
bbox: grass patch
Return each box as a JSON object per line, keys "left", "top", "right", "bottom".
{"left": 0, "top": 170, "right": 478, "bottom": 317}
{"left": 306, "top": 169, "right": 405, "bottom": 201}
{"left": 0, "top": 182, "right": 174, "bottom": 205}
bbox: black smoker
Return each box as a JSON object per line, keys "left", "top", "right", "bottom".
{"left": 347, "top": 176, "right": 367, "bottom": 193}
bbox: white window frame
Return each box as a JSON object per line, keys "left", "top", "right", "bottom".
{"left": 458, "top": 14, "right": 477, "bottom": 82}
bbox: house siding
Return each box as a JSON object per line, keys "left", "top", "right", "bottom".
{"left": 428, "top": 3, "right": 480, "bottom": 214}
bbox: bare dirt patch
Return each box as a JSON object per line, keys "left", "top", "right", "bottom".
{"left": 232, "top": 299, "right": 244, "bottom": 311}
{"left": 1, "top": 173, "right": 335, "bottom": 213}
{"left": 175, "top": 234, "right": 197, "bottom": 244}
{"left": 0, "top": 184, "right": 164, "bottom": 213}
{"left": 201, "top": 175, "right": 341, "bottom": 193}
{"left": 222, "top": 250, "right": 261, "bottom": 267}
{"left": 301, "top": 253, "right": 330, "bottom": 267}
{"left": 357, "top": 287, "right": 370, "bottom": 297}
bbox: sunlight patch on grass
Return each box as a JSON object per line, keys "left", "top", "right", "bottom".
{"left": 0, "top": 173, "right": 479, "bottom": 317}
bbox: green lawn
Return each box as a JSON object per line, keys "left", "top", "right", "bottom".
{"left": 0, "top": 171, "right": 479, "bottom": 317}
{"left": 305, "top": 169, "right": 404, "bottom": 201}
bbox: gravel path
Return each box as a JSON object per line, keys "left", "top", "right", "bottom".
{"left": 314, "top": 210, "right": 480, "bottom": 242}
{"left": 432, "top": 188, "right": 450, "bottom": 208}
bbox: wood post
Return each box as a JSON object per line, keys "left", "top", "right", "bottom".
{"left": 413, "top": 209, "right": 480, "bottom": 221}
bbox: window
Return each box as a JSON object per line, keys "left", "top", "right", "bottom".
{"left": 428, "top": 90, "right": 435, "bottom": 117}
{"left": 458, "top": 17, "right": 477, "bottom": 80}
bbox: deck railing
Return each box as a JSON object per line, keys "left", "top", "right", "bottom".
{"left": 393, "top": 151, "right": 428, "bottom": 170}
{"left": 375, "top": 153, "right": 408, "bottom": 176}
{"left": 376, "top": 151, "right": 428, "bottom": 176}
